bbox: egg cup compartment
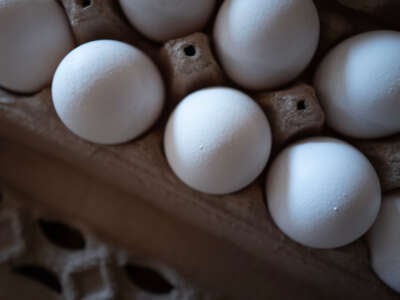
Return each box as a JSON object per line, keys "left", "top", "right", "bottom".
{"left": 353, "top": 136, "right": 400, "bottom": 192}
{"left": 0, "top": 0, "right": 399, "bottom": 299}
{"left": 61, "top": 0, "right": 139, "bottom": 45}
{"left": 255, "top": 84, "right": 325, "bottom": 149}
{"left": 159, "top": 32, "right": 226, "bottom": 105}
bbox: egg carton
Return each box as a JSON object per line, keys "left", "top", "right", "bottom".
{"left": 337, "top": 0, "right": 400, "bottom": 30}
{"left": 0, "top": 184, "right": 212, "bottom": 300}
{"left": 0, "top": 0, "right": 399, "bottom": 299}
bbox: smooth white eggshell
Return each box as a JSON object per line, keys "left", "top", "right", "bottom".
{"left": 52, "top": 40, "right": 164, "bottom": 145}
{"left": 213, "top": 0, "right": 320, "bottom": 90}
{"left": 315, "top": 31, "right": 400, "bottom": 139}
{"left": 164, "top": 87, "right": 272, "bottom": 195}
{"left": 267, "top": 137, "right": 381, "bottom": 249}
{"left": 0, "top": 0, "right": 74, "bottom": 93}
{"left": 119, "top": 0, "right": 216, "bottom": 42}
{"left": 368, "top": 192, "right": 400, "bottom": 293}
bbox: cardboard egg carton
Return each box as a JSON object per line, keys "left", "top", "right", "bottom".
{"left": 337, "top": 0, "right": 400, "bottom": 30}
{"left": 0, "top": 0, "right": 399, "bottom": 299}
{"left": 0, "top": 184, "right": 208, "bottom": 300}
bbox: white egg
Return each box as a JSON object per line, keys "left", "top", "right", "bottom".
{"left": 52, "top": 40, "right": 164, "bottom": 145}
{"left": 0, "top": 0, "right": 74, "bottom": 93}
{"left": 213, "top": 0, "right": 320, "bottom": 90}
{"left": 267, "top": 137, "right": 381, "bottom": 249}
{"left": 314, "top": 31, "right": 400, "bottom": 139}
{"left": 368, "top": 192, "right": 400, "bottom": 293}
{"left": 119, "top": 0, "right": 216, "bottom": 42}
{"left": 164, "top": 87, "right": 272, "bottom": 195}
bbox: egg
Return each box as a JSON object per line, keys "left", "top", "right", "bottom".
{"left": 119, "top": 0, "right": 216, "bottom": 42}
{"left": 267, "top": 137, "right": 381, "bottom": 249}
{"left": 368, "top": 192, "right": 400, "bottom": 293}
{"left": 213, "top": 0, "right": 320, "bottom": 90}
{"left": 164, "top": 87, "right": 272, "bottom": 195}
{"left": 314, "top": 31, "right": 400, "bottom": 139}
{"left": 0, "top": 0, "right": 74, "bottom": 93}
{"left": 52, "top": 40, "right": 164, "bottom": 145}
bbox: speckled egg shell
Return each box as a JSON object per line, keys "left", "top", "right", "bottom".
{"left": 52, "top": 40, "right": 164, "bottom": 145}
{"left": 164, "top": 87, "right": 272, "bottom": 195}
{"left": 119, "top": 0, "right": 216, "bottom": 42}
{"left": 267, "top": 137, "right": 381, "bottom": 249}
{"left": 213, "top": 0, "right": 320, "bottom": 90}
{"left": 0, "top": 0, "right": 74, "bottom": 93}
{"left": 368, "top": 191, "right": 400, "bottom": 293}
{"left": 315, "top": 31, "right": 400, "bottom": 139}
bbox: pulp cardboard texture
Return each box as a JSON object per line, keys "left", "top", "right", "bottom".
{"left": 0, "top": 0, "right": 399, "bottom": 299}
{"left": 255, "top": 84, "right": 325, "bottom": 149}
{"left": 159, "top": 33, "right": 226, "bottom": 106}
{"left": 0, "top": 183, "right": 210, "bottom": 300}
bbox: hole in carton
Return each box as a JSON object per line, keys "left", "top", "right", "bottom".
{"left": 297, "top": 100, "right": 306, "bottom": 110}
{"left": 79, "top": 0, "right": 91, "bottom": 7}
{"left": 13, "top": 265, "right": 62, "bottom": 293}
{"left": 183, "top": 45, "right": 196, "bottom": 57}
{"left": 38, "top": 219, "right": 86, "bottom": 250}
{"left": 124, "top": 264, "right": 174, "bottom": 294}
